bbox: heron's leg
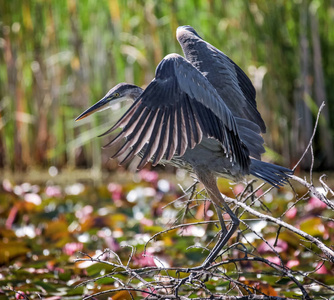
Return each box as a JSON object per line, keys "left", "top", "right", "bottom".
{"left": 174, "top": 173, "right": 239, "bottom": 296}
{"left": 194, "top": 170, "right": 240, "bottom": 269}
{"left": 214, "top": 203, "right": 228, "bottom": 236}
{"left": 203, "top": 203, "right": 228, "bottom": 264}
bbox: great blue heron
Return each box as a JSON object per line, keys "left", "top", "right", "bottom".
{"left": 76, "top": 25, "right": 292, "bottom": 270}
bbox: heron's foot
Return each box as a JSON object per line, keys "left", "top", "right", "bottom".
{"left": 186, "top": 264, "right": 206, "bottom": 272}
{"left": 186, "top": 255, "right": 218, "bottom": 272}
{"left": 174, "top": 270, "right": 205, "bottom": 297}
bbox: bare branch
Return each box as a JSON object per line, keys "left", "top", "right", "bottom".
{"left": 224, "top": 191, "right": 334, "bottom": 263}
{"left": 290, "top": 175, "right": 334, "bottom": 210}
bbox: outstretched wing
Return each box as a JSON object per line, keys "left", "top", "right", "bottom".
{"left": 177, "top": 26, "right": 266, "bottom": 134}
{"left": 102, "top": 53, "right": 250, "bottom": 171}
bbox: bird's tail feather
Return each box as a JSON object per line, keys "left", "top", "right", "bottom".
{"left": 250, "top": 159, "right": 293, "bottom": 187}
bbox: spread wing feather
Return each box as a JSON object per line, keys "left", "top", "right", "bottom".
{"left": 177, "top": 26, "right": 266, "bottom": 133}
{"left": 102, "top": 53, "right": 250, "bottom": 171}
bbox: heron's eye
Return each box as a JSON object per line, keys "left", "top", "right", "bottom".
{"left": 114, "top": 92, "right": 120, "bottom": 97}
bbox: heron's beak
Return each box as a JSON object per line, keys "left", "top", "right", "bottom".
{"left": 75, "top": 97, "right": 112, "bottom": 121}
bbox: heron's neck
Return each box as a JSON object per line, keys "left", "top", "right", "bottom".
{"left": 129, "top": 86, "right": 144, "bottom": 102}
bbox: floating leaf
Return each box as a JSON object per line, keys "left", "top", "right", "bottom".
{"left": 300, "top": 217, "right": 325, "bottom": 236}
{"left": 0, "top": 241, "right": 30, "bottom": 264}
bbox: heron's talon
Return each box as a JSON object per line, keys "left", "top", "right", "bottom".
{"left": 174, "top": 271, "right": 201, "bottom": 296}
{"left": 187, "top": 265, "right": 204, "bottom": 272}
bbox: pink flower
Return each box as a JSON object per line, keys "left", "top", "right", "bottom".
{"left": 75, "top": 205, "right": 93, "bottom": 221}
{"left": 2, "top": 179, "right": 13, "bottom": 192}
{"left": 286, "top": 260, "right": 299, "bottom": 268}
{"left": 97, "top": 230, "right": 120, "bottom": 252}
{"left": 315, "top": 262, "right": 328, "bottom": 274}
{"left": 255, "top": 188, "right": 264, "bottom": 197}
{"left": 285, "top": 206, "right": 297, "bottom": 219}
{"left": 266, "top": 256, "right": 281, "bottom": 265}
{"left": 138, "top": 169, "right": 159, "bottom": 184}
{"left": 15, "top": 291, "right": 26, "bottom": 299}
{"left": 306, "top": 196, "right": 327, "bottom": 211}
{"left": 6, "top": 205, "right": 18, "bottom": 229}
{"left": 258, "top": 238, "right": 288, "bottom": 254}
{"left": 63, "top": 242, "right": 83, "bottom": 256}
{"left": 140, "top": 218, "right": 154, "bottom": 226}
{"left": 233, "top": 184, "right": 244, "bottom": 195}
{"left": 108, "top": 183, "right": 123, "bottom": 201}
{"left": 233, "top": 184, "right": 263, "bottom": 197}
{"left": 133, "top": 251, "right": 156, "bottom": 267}
{"left": 45, "top": 185, "right": 62, "bottom": 198}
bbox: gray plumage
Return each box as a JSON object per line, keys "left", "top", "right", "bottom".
{"left": 177, "top": 25, "right": 266, "bottom": 133}
{"left": 103, "top": 53, "right": 250, "bottom": 175}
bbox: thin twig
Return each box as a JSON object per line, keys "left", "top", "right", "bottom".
{"left": 319, "top": 174, "right": 334, "bottom": 196}
{"left": 293, "top": 101, "right": 325, "bottom": 171}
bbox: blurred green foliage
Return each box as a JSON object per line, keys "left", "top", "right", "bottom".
{"left": 0, "top": 0, "right": 333, "bottom": 172}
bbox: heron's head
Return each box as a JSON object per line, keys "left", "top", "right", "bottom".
{"left": 75, "top": 83, "right": 143, "bottom": 121}
{"left": 176, "top": 25, "right": 202, "bottom": 40}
